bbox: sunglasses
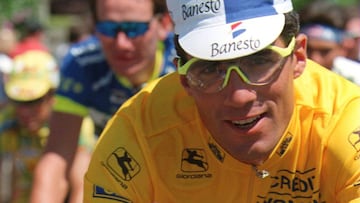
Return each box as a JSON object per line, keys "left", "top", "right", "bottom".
{"left": 95, "top": 21, "right": 150, "bottom": 39}
{"left": 178, "top": 37, "right": 296, "bottom": 93}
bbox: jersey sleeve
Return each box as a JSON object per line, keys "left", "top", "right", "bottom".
{"left": 84, "top": 110, "right": 153, "bottom": 203}
{"left": 324, "top": 97, "right": 360, "bottom": 202}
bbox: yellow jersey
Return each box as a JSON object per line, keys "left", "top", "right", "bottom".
{"left": 85, "top": 60, "right": 360, "bottom": 202}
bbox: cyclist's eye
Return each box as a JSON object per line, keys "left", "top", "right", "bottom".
{"left": 201, "top": 65, "right": 217, "bottom": 74}
{"left": 200, "top": 62, "right": 229, "bottom": 76}
{"left": 238, "top": 58, "right": 274, "bottom": 71}
{"left": 190, "top": 61, "right": 217, "bottom": 75}
{"left": 241, "top": 51, "right": 281, "bottom": 68}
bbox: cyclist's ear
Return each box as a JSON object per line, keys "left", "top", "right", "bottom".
{"left": 175, "top": 57, "right": 196, "bottom": 96}
{"left": 156, "top": 13, "right": 174, "bottom": 40}
{"left": 293, "top": 34, "right": 307, "bottom": 79}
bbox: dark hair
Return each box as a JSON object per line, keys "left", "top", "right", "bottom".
{"left": 282, "top": 11, "right": 300, "bottom": 44}
{"left": 14, "top": 19, "right": 44, "bottom": 40}
{"left": 68, "top": 24, "right": 91, "bottom": 43}
{"left": 88, "top": 0, "right": 169, "bottom": 23}
{"left": 175, "top": 11, "right": 300, "bottom": 65}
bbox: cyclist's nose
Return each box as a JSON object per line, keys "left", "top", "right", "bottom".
{"left": 115, "top": 32, "right": 134, "bottom": 49}
{"left": 223, "top": 70, "right": 256, "bottom": 107}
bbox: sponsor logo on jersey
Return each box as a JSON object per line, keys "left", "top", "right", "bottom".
{"left": 277, "top": 132, "right": 293, "bottom": 156}
{"left": 176, "top": 148, "right": 212, "bottom": 179}
{"left": 349, "top": 127, "right": 360, "bottom": 152}
{"left": 93, "top": 185, "right": 132, "bottom": 203}
{"left": 208, "top": 142, "right": 225, "bottom": 162}
{"left": 181, "top": 148, "right": 209, "bottom": 172}
{"left": 256, "top": 168, "right": 322, "bottom": 202}
{"left": 106, "top": 148, "right": 141, "bottom": 181}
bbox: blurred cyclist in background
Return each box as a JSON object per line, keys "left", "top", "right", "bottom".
{"left": 0, "top": 51, "right": 95, "bottom": 203}
{"left": 30, "top": 0, "right": 176, "bottom": 202}
{"left": 0, "top": 51, "right": 59, "bottom": 203}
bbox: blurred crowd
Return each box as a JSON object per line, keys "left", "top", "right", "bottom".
{"left": 299, "top": 0, "right": 360, "bottom": 84}
{"left": 0, "top": 0, "right": 359, "bottom": 202}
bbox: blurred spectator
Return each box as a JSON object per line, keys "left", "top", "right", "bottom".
{"left": 67, "top": 24, "right": 92, "bottom": 44}
{"left": 343, "top": 5, "right": 360, "bottom": 62}
{"left": 54, "top": 20, "right": 92, "bottom": 65}
{"left": 333, "top": 5, "right": 360, "bottom": 85}
{"left": 0, "top": 26, "right": 17, "bottom": 55}
{"left": 9, "top": 19, "right": 48, "bottom": 58}
{"left": 299, "top": 0, "right": 348, "bottom": 69}
{"left": 299, "top": 0, "right": 360, "bottom": 85}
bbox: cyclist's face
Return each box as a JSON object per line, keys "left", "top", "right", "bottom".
{"left": 96, "top": 0, "right": 168, "bottom": 85}
{"left": 14, "top": 95, "right": 54, "bottom": 134}
{"left": 180, "top": 36, "right": 306, "bottom": 164}
{"left": 306, "top": 38, "right": 345, "bottom": 69}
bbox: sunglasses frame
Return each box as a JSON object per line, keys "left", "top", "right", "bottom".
{"left": 178, "top": 37, "right": 296, "bottom": 75}
{"left": 95, "top": 21, "right": 151, "bottom": 39}
{"left": 177, "top": 37, "right": 296, "bottom": 93}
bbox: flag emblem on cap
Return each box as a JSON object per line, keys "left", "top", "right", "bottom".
{"left": 231, "top": 22, "right": 246, "bottom": 38}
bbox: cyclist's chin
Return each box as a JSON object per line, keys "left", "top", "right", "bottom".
{"left": 20, "top": 121, "right": 42, "bottom": 134}
{"left": 111, "top": 62, "right": 144, "bottom": 77}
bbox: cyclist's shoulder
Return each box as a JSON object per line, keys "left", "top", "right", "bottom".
{"left": 65, "top": 36, "right": 105, "bottom": 63}
{"left": 62, "top": 36, "right": 108, "bottom": 71}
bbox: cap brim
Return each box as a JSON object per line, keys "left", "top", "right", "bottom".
{"left": 179, "top": 14, "right": 285, "bottom": 60}
{"left": 5, "top": 79, "right": 51, "bottom": 101}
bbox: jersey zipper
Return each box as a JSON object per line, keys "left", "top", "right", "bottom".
{"left": 246, "top": 169, "right": 255, "bottom": 202}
